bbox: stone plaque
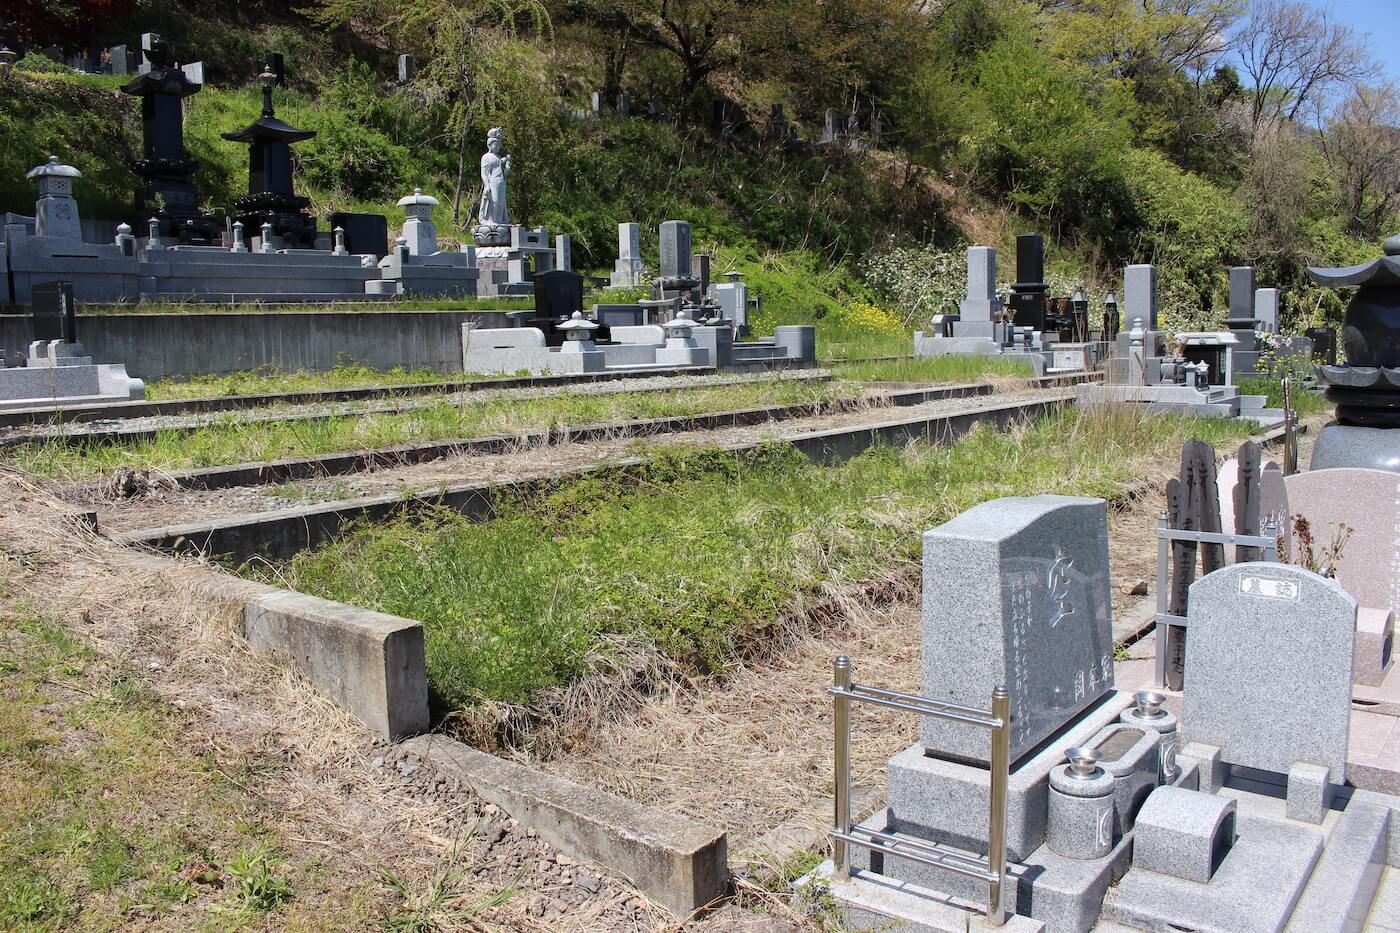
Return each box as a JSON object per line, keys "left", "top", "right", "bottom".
{"left": 1284, "top": 468, "right": 1400, "bottom": 617}
{"left": 1182, "top": 563, "right": 1355, "bottom": 779}
{"left": 920, "top": 495, "right": 1115, "bottom": 766}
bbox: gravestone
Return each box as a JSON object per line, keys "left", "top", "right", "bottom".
{"left": 820, "top": 109, "right": 838, "bottom": 145}
{"left": 397, "top": 54, "right": 415, "bottom": 84}
{"left": 328, "top": 212, "right": 388, "bottom": 259}
{"left": 1182, "top": 563, "right": 1355, "bottom": 779}
{"left": 1306, "top": 326, "right": 1337, "bottom": 366}
{"left": 658, "top": 220, "right": 696, "bottom": 291}
{"left": 1228, "top": 266, "right": 1255, "bottom": 322}
{"left": 1284, "top": 468, "right": 1400, "bottom": 618}
{"left": 1254, "top": 288, "right": 1280, "bottom": 333}
{"left": 31, "top": 281, "right": 76, "bottom": 343}
{"left": 534, "top": 269, "right": 584, "bottom": 323}
{"left": 1008, "top": 233, "right": 1047, "bottom": 330}
{"left": 920, "top": 495, "right": 1115, "bottom": 765}
{"left": 959, "top": 246, "right": 998, "bottom": 330}
{"left": 1125, "top": 265, "right": 1158, "bottom": 331}
{"left": 611, "top": 222, "right": 646, "bottom": 287}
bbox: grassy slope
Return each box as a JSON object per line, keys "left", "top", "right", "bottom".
{"left": 0, "top": 612, "right": 383, "bottom": 931}
{"left": 260, "top": 410, "right": 1254, "bottom": 712}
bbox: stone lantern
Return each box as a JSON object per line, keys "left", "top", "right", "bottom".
{"left": 396, "top": 188, "right": 440, "bottom": 257}
{"left": 26, "top": 156, "right": 83, "bottom": 240}
{"left": 1306, "top": 233, "right": 1400, "bottom": 472}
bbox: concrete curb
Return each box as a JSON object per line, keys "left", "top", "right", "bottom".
{"left": 113, "top": 394, "right": 1073, "bottom": 562}
{"left": 142, "top": 382, "right": 994, "bottom": 490}
{"left": 401, "top": 734, "right": 728, "bottom": 918}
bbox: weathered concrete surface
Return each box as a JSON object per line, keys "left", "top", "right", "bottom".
{"left": 243, "top": 589, "right": 430, "bottom": 740}
{"left": 0, "top": 310, "right": 512, "bottom": 380}
{"left": 402, "top": 734, "right": 728, "bottom": 917}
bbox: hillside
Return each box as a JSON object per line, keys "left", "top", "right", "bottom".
{"left": 2, "top": 0, "right": 1394, "bottom": 337}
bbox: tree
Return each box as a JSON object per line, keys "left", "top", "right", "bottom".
{"left": 1318, "top": 83, "right": 1400, "bottom": 241}
{"left": 1235, "top": 0, "right": 1376, "bottom": 141}
{"left": 311, "top": 0, "right": 551, "bottom": 223}
{"left": 3, "top": 0, "right": 134, "bottom": 48}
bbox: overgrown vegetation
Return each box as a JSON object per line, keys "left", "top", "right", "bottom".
{"left": 6, "top": 0, "right": 1390, "bottom": 339}
{"left": 255, "top": 409, "right": 1254, "bottom": 711}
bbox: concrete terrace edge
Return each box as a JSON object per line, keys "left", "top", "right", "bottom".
{"left": 121, "top": 549, "right": 727, "bottom": 917}
{"left": 123, "top": 553, "right": 429, "bottom": 741}
{"left": 401, "top": 734, "right": 729, "bottom": 918}
{"left": 147, "top": 381, "right": 996, "bottom": 490}
{"left": 112, "top": 393, "right": 1074, "bottom": 562}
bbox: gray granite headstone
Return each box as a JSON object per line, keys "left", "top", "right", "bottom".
{"left": 1125, "top": 264, "right": 1158, "bottom": 331}
{"left": 1284, "top": 468, "right": 1400, "bottom": 617}
{"left": 1228, "top": 266, "right": 1255, "bottom": 321}
{"left": 1254, "top": 288, "right": 1280, "bottom": 333}
{"left": 959, "top": 246, "right": 997, "bottom": 323}
{"left": 920, "top": 495, "right": 1115, "bottom": 766}
{"left": 1182, "top": 563, "right": 1355, "bottom": 779}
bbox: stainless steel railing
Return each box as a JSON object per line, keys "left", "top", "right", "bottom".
{"left": 829, "top": 656, "right": 1011, "bottom": 926}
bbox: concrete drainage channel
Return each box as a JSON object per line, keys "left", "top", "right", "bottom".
{"left": 105, "top": 385, "right": 1085, "bottom": 916}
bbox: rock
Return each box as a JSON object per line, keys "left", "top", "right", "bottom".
{"left": 576, "top": 873, "right": 601, "bottom": 894}
{"left": 370, "top": 757, "right": 384, "bottom": 769}
{"left": 1122, "top": 577, "right": 1149, "bottom": 596}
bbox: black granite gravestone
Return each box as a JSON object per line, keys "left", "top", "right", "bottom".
{"left": 31, "top": 281, "right": 76, "bottom": 343}
{"left": 329, "top": 212, "right": 389, "bottom": 259}
{"left": 120, "top": 36, "right": 221, "bottom": 244}
{"left": 222, "top": 63, "right": 318, "bottom": 248}
{"left": 534, "top": 270, "right": 584, "bottom": 322}
{"left": 1305, "top": 326, "right": 1337, "bottom": 366}
{"left": 1008, "top": 233, "right": 1047, "bottom": 330}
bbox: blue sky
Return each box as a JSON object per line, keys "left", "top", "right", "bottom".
{"left": 1307, "top": 0, "right": 1400, "bottom": 84}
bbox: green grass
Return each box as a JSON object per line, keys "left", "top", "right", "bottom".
{"left": 147, "top": 364, "right": 476, "bottom": 400}
{"left": 7, "top": 378, "right": 848, "bottom": 482}
{"left": 1237, "top": 377, "right": 1329, "bottom": 416}
{"left": 0, "top": 611, "right": 380, "bottom": 930}
{"left": 256, "top": 408, "right": 1254, "bottom": 710}
{"left": 833, "top": 355, "right": 1035, "bottom": 383}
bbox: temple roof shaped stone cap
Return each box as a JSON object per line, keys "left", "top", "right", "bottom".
{"left": 559, "top": 310, "right": 598, "bottom": 332}
{"left": 397, "top": 187, "right": 439, "bottom": 207}
{"left": 1307, "top": 233, "right": 1400, "bottom": 288}
{"left": 26, "top": 156, "right": 81, "bottom": 180}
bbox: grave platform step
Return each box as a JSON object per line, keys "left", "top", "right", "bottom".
{"left": 800, "top": 859, "right": 1045, "bottom": 933}
{"left": 1102, "top": 814, "right": 1323, "bottom": 933}
{"left": 1285, "top": 800, "right": 1389, "bottom": 933}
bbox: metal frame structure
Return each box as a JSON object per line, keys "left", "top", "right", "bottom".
{"left": 1153, "top": 513, "right": 1280, "bottom": 687}
{"left": 829, "top": 656, "right": 1011, "bottom": 926}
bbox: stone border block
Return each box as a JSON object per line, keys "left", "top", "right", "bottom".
{"left": 243, "top": 589, "right": 430, "bottom": 740}
{"left": 1285, "top": 762, "right": 1332, "bottom": 824}
{"left": 402, "top": 734, "right": 727, "bottom": 917}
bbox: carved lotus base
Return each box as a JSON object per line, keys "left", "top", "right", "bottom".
{"left": 473, "top": 223, "right": 510, "bottom": 247}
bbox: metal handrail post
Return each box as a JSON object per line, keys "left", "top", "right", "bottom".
{"left": 1281, "top": 373, "right": 1299, "bottom": 475}
{"left": 986, "top": 684, "right": 1010, "bottom": 926}
{"left": 833, "top": 656, "right": 853, "bottom": 879}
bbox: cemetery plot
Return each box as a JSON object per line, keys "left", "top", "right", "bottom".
{"left": 235, "top": 409, "right": 1253, "bottom": 742}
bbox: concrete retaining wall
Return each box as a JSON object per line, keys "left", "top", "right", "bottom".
{"left": 403, "top": 735, "right": 728, "bottom": 916}
{"left": 0, "top": 310, "right": 511, "bottom": 380}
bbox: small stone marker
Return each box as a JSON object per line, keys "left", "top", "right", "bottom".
{"left": 1182, "top": 563, "right": 1356, "bottom": 780}
{"left": 1284, "top": 467, "right": 1400, "bottom": 618}
{"left": 920, "top": 495, "right": 1115, "bottom": 766}
{"left": 960, "top": 246, "right": 998, "bottom": 323}
{"left": 1254, "top": 288, "right": 1280, "bottom": 333}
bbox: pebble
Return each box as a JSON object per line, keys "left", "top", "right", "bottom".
{"left": 1123, "top": 578, "right": 1149, "bottom": 596}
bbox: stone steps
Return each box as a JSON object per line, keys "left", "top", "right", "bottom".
{"left": 1285, "top": 801, "right": 1390, "bottom": 933}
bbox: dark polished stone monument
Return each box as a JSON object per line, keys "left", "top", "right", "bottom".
{"left": 329, "top": 212, "right": 389, "bottom": 259}
{"left": 1009, "top": 233, "right": 1047, "bottom": 330}
{"left": 120, "top": 35, "right": 221, "bottom": 244}
{"left": 31, "top": 281, "right": 76, "bottom": 343}
{"left": 221, "top": 64, "right": 319, "bottom": 249}
{"left": 1306, "top": 234, "right": 1400, "bottom": 471}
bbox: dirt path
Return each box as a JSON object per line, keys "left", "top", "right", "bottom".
{"left": 76, "top": 390, "right": 1063, "bottom": 533}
